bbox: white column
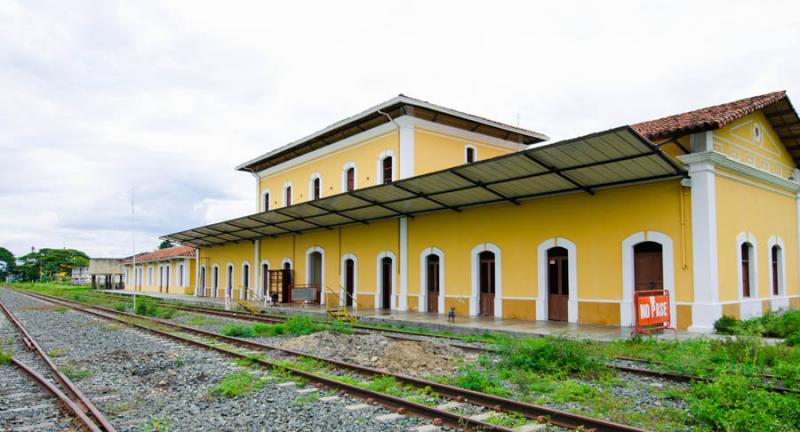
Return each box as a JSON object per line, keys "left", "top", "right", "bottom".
{"left": 254, "top": 239, "right": 260, "bottom": 299}
{"left": 796, "top": 193, "right": 800, "bottom": 298}
{"left": 685, "top": 140, "right": 722, "bottom": 331}
{"left": 194, "top": 252, "right": 200, "bottom": 296}
{"left": 396, "top": 117, "right": 415, "bottom": 179}
{"left": 399, "top": 217, "right": 409, "bottom": 311}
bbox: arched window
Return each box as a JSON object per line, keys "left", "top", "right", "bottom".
{"left": 309, "top": 174, "right": 322, "bottom": 200}
{"left": 382, "top": 156, "right": 393, "bottom": 184}
{"left": 346, "top": 167, "right": 355, "bottom": 192}
{"left": 226, "top": 264, "right": 234, "bottom": 298}
{"left": 262, "top": 190, "right": 270, "bottom": 212}
{"left": 465, "top": 146, "right": 476, "bottom": 163}
{"left": 771, "top": 245, "right": 782, "bottom": 296}
{"left": 212, "top": 266, "right": 219, "bottom": 297}
{"left": 284, "top": 184, "right": 292, "bottom": 206}
{"left": 741, "top": 242, "right": 754, "bottom": 298}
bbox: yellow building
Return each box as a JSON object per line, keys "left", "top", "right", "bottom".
{"left": 121, "top": 246, "right": 196, "bottom": 295}
{"left": 162, "top": 92, "right": 800, "bottom": 331}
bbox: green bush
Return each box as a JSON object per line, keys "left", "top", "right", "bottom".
{"left": 494, "top": 336, "right": 603, "bottom": 377}
{"left": 209, "top": 371, "right": 264, "bottom": 398}
{"left": 686, "top": 375, "right": 800, "bottom": 431}
{"left": 134, "top": 298, "right": 175, "bottom": 319}
{"left": 452, "top": 365, "right": 509, "bottom": 396}
{"left": 714, "top": 315, "right": 740, "bottom": 335}
{"left": 221, "top": 324, "right": 256, "bottom": 338}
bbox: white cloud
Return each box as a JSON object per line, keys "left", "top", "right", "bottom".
{"left": 1, "top": 0, "right": 799, "bottom": 257}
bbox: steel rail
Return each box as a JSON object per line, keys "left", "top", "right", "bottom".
{"left": 22, "top": 293, "right": 515, "bottom": 432}
{"left": 10, "top": 357, "right": 104, "bottom": 432}
{"left": 28, "top": 291, "right": 647, "bottom": 432}
{"left": 0, "top": 302, "right": 117, "bottom": 432}
{"left": 78, "top": 292, "right": 800, "bottom": 394}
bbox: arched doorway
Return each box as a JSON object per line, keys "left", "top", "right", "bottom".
{"left": 344, "top": 258, "right": 355, "bottom": 307}
{"left": 425, "top": 254, "right": 440, "bottom": 313}
{"left": 308, "top": 252, "right": 322, "bottom": 288}
{"left": 380, "top": 257, "right": 392, "bottom": 310}
{"left": 282, "top": 261, "right": 293, "bottom": 303}
{"left": 261, "top": 262, "right": 269, "bottom": 297}
{"left": 242, "top": 263, "right": 250, "bottom": 300}
{"left": 479, "top": 251, "right": 496, "bottom": 317}
{"left": 634, "top": 242, "right": 663, "bottom": 291}
{"left": 199, "top": 267, "right": 206, "bottom": 297}
{"left": 547, "top": 247, "right": 569, "bottom": 321}
{"left": 212, "top": 266, "right": 219, "bottom": 298}
{"left": 226, "top": 264, "right": 234, "bottom": 299}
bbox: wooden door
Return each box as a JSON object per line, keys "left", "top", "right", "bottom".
{"left": 634, "top": 242, "right": 663, "bottom": 291}
{"left": 381, "top": 257, "right": 392, "bottom": 309}
{"left": 772, "top": 246, "right": 779, "bottom": 295}
{"left": 741, "top": 244, "right": 751, "bottom": 297}
{"left": 345, "top": 259, "right": 354, "bottom": 307}
{"left": 547, "top": 247, "right": 568, "bottom": 321}
{"left": 479, "top": 252, "right": 495, "bottom": 317}
{"left": 282, "top": 264, "right": 293, "bottom": 303}
{"left": 426, "top": 255, "right": 439, "bottom": 313}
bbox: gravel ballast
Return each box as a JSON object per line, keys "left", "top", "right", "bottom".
{"left": 0, "top": 288, "right": 441, "bottom": 432}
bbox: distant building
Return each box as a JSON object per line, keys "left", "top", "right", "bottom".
{"left": 88, "top": 258, "right": 124, "bottom": 290}
{"left": 120, "top": 246, "right": 196, "bottom": 295}
{"left": 70, "top": 267, "right": 90, "bottom": 285}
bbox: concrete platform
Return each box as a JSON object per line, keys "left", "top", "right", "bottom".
{"left": 99, "top": 290, "right": 703, "bottom": 341}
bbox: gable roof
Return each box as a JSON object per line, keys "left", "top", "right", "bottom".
{"left": 236, "top": 95, "right": 549, "bottom": 174}
{"left": 632, "top": 91, "right": 800, "bottom": 164}
{"left": 122, "top": 246, "right": 196, "bottom": 264}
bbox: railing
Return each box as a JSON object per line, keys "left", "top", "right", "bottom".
{"left": 324, "top": 285, "right": 356, "bottom": 309}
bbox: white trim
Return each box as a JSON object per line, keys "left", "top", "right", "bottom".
{"left": 621, "top": 231, "right": 677, "bottom": 328}
{"left": 685, "top": 153, "right": 722, "bottom": 332}
{"left": 211, "top": 264, "right": 220, "bottom": 298}
{"left": 281, "top": 258, "right": 293, "bottom": 268}
{"left": 502, "top": 296, "right": 536, "bottom": 300}
{"left": 309, "top": 172, "right": 322, "bottom": 200}
{"left": 396, "top": 117, "right": 414, "bottom": 179}
{"left": 470, "top": 243, "right": 502, "bottom": 317}
{"left": 341, "top": 162, "right": 358, "bottom": 192}
{"left": 464, "top": 145, "right": 477, "bottom": 163}
{"left": 375, "top": 251, "right": 397, "bottom": 310}
{"left": 444, "top": 295, "right": 471, "bottom": 299}
{"left": 418, "top": 247, "right": 445, "bottom": 314}
{"left": 767, "top": 236, "right": 789, "bottom": 311}
{"left": 305, "top": 247, "right": 325, "bottom": 305}
{"left": 194, "top": 253, "right": 200, "bottom": 296}
{"left": 282, "top": 181, "right": 293, "bottom": 207}
{"left": 399, "top": 218, "right": 408, "bottom": 311}
{"left": 261, "top": 189, "right": 271, "bottom": 212}
{"left": 377, "top": 149, "right": 396, "bottom": 184}
{"left": 240, "top": 261, "right": 251, "bottom": 300}
{"left": 678, "top": 151, "right": 800, "bottom": 193}
{"left": 259, "top": 259, "right": 271, "bottom": 297}
{"left": 736, "top": 232, "right": 761, "bottom": 319}
{"left": 536, "top": 237, "right": 578, "bottom": 323}
{"left": 715, "top": 171, "right": 796, "bottom": 198}
{"left": 579, "top": 299, "right": 622, "bottom": 304}
{"left": 241, "top": 95, "right": 548, "bottom": 173}
{"left": 253, "top": 240, "right": 260, "bottom": 299}
{"left": 225, "top": 262, "right": 235, "bottom": 299}
{"left": 402, "top": 116, "right": 529, "bottom": 152}
{"left": 253, "top": 173, "right": 260, "bottom": 213}
{"left": 340, "top": 254, "right": 358, "bottom": 308}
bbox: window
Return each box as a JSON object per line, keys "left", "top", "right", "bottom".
{"left": 262, "top": 191, "right": 270, "bottom": 212}
{"left": 178, "top": 263, "right": 184, "bottom": 287}
{"left": 382, "top": 156, "right": 393, "bottom": 184}
{"left": 465, "top": 146, "right": 476, "bottom": 163}
{"left": 771, "top": 245, "right": 782, "bottom": 296}
{"left": 741, "top": 243, "right": 753, "bottom": 298}
{"left": 212, "top": 266, "right": 219, "bottom": 296}
{"left": 310, "top": 174, "right": 322, "bottom": 200}
{"left": 346, "top": 167, "right": 355, "bottom": 192}
{"left": 284, "top": 185, "right": 292, "bottom": 206}
{"left": 243, "top": 264, "right": 250, "bottom": 288}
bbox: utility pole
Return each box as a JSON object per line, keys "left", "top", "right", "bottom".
{"left": 131, "top": 187, "right": 137, "bottom": 310}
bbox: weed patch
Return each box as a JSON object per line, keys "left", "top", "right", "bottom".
{"left": 0, "top": 347, "right": 13, "bottom": 364}
{"left": 47, "top": 348, "right": 66, "bottom": 358}
{"left": 494, "top": 336, "right": 604, "bottom": 378}
{"left": 141, "top": 417, "right": 174, "bottom": 432}
{"left": 210, "top": 371, "right": 265, "bottom": 398}
{"left": 61, "top": 366, "right": 92, "bottom": 381}
{"left": 134, "top": 298, "right": 175, "bottom": 319}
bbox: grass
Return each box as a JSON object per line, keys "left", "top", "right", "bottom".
{"left": 47, "top": 348, "right": 66, "bottom": 358}
{"left": 0, "top": 347, "right": 13, "bottom": 364}
{"left": 715, "top": 310, "right": 800, "bottom": 344}
{"left": 220, "top": 315, "right": 351, "bottom": 338}
{"left": 134, "top": 297, "right": 176, "bottom": 319}
{"left": 141, "top": 417, "right": 174, "bottom": 432}
{"left": 483, "top": 412, "right": 527, "bottom": 429}
{"left": 184, "top": 314, "right": 222, "bottom": 327}
{"left": 209, "top": 371, "right": 266, "bottom": 398}
{"left": 61, "top": 366, "right": 93, "bottom": 381}
{"left": 294, "top": 392, "right": 320, "bottom": 406}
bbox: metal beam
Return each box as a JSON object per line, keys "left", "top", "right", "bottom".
{"left": 521, "top": 152, "right": 595, "bottom": 196}
{"left": 273, "top": 209, "right": 332, "bottom": 230}
{"left": 391, "top": 184, "right": 461, "bottom": 213}
{"left": 306, "top": 201, "right": 368, "bottom": 224}
{"left": 449, "top": 170, "right": 520, "bottom": 205}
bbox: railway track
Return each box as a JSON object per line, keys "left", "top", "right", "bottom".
{"left": 26, "top": 290, "right": 648, "bottom": 432}
{"left": 80, "top": 292, "right": 800, "bottom": 395}
{"left": 0, "top": 301, "right": 115, "bottom": 432}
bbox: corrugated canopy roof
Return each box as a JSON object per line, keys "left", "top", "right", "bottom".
{"left": 163, "top": 127, "right": 685, "bottom": 248}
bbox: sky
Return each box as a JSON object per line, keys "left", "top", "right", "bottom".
{"left": 1, "top": 0, "right": 798, "bottom": 258}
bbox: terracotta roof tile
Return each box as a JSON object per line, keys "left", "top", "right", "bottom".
{"left": 632, "top": 91, "right": 788, "bottom": 140}
{"left": 122, "top": 246, "right": 196, "bottom": 264}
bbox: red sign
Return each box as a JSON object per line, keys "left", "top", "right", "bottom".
{"left": 632, "top": 290, "right": 675, "bottom": 335}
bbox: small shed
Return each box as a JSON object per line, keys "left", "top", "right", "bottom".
{"left": 88, "top": 258, "right": 124, "bottom": 290}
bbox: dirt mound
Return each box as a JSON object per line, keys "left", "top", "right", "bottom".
{"left": 277, "top": 331, "right": 467, "bottom": 377}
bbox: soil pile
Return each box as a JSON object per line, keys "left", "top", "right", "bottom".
{"left": 277, "top": 331, "right": 467, "bottom": 377}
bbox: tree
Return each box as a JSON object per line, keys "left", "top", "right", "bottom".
{"left": 0, "top": 247, "right": 14, "bottom": 280}
{"left": 13, "top": 248, "right": 89, "bottom": 282}
{"left": 159, "top": 240, "right": 175, "bottom": 249}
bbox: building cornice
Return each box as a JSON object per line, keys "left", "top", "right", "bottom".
{"left": 678, "top": 151, "right": 800, "bottom": 192}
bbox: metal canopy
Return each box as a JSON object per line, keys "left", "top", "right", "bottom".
{"left": 163, "top": 127, "right": 685, "bottom": 248}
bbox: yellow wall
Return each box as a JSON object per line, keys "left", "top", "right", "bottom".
{"left": 122, "top": 258, "right": 194, "bottom": 295}
{"left": 714, "top": 172, "right": 799, "bottom": 302}
{"left": 407, "top": 180, "right": 692, "bottom": 324}
{"left": 713, "top": 111, "right": 796, "bottom": 178}
{"left": 258, "top": 131, "right": 400, "bottom": 210}
{"left": 413, "top": 127, "right": 518, "bottom": 176}
{"left": 199, "top": 242, "right": 255, "bottom": 299}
